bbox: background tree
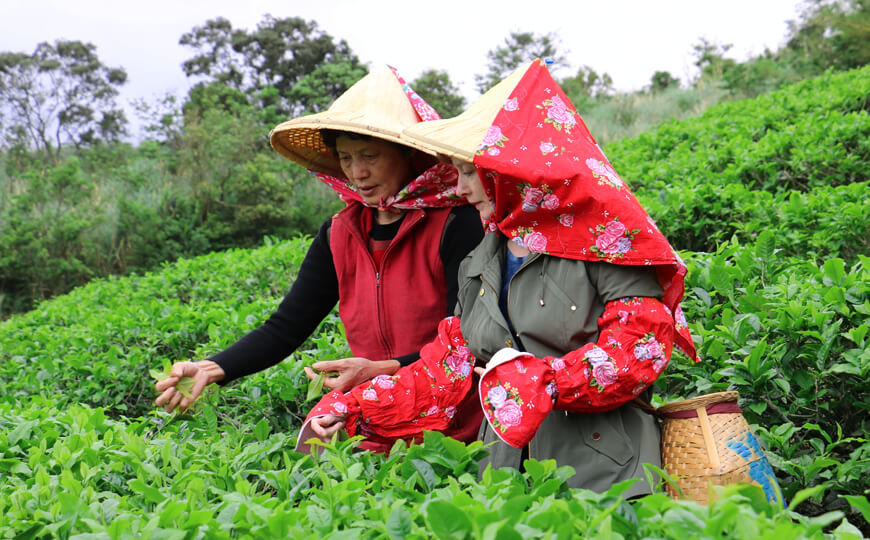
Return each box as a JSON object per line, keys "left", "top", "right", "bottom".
{"left": 649, "top": 70, "right": 681, "bottom": 93}
{"left": 131, "top": 92, "right": 184, "bottom": 144}
{"left": 560, "top": 65, "right": 613, "bottom": 110}
{"left": 475, "top": 31, "right": 568, "bottom": 93}
{"left": 0, "top": 40, "right": 127, "bottom": 161}
{"left": 783, "top": 0, "right": 870, "bottom": 74}
{"left": 691, "top": 38, "right": 737, "bottom": 83}
{"left": 179, "top": 17, "right": 245, "bottom": 89}
{"left": 179, "top": 15, "right": 364, "bottom": 116}
{"left": 410, "top": 69, "right": 466, "bottom": 118}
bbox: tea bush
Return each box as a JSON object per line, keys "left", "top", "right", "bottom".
{"left": 1, "top": 398, "right": 866, "bottom": 539}
{"left": 606, "top": 65, "right": 870, "bottom": 254}
{"left": 0, "top": 236, "right": 348, "bottom": 430}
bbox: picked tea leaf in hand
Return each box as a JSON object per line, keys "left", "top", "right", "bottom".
{"left": 150, "top": 365, "right": 197, "bottom": 399}
{"left": 306, "top": 371, "right": 325, "bottom": 402}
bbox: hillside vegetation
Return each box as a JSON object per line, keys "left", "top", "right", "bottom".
{"left": 1, "top": 66, "right": 868, "bottom": 538}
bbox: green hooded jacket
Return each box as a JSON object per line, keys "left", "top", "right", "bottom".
{"left": 457, "top": 232, "right": 664, "bottom": 498}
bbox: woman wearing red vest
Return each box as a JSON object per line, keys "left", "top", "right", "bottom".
{"left": 154, "top": 66, "right": 484, "bottom": 447}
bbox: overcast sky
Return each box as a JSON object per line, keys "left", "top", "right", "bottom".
{"left": 2, "top": 0, "right": 804, "bottom": 138}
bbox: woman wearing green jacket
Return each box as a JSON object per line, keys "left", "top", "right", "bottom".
{"left": 303, "top": 60, "right": 697, "bottom": 497}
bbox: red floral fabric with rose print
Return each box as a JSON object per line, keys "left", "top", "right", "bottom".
{"left": 313, "top": 66, "right": 466, "bottom": 212}
{"left": 479, "top": 296, "right": 675, "bottom": 448}
{"left": 297, "top": 317, "right": 476, "bottom": 450}
{"left": 472, "top": 60, "right": 697, "bottom": 361}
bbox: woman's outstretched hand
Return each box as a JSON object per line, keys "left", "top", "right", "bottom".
{"left": 154, "top": 360, "right": 225, "bottom": 412}
{"left": 304, "top": 357, "right": 400, "bottom": 393}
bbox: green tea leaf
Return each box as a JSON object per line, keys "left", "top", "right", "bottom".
{"left": 306, "top": 371, "right": 325, "bottom": 402}
{"left": 149, "top": 369, "right": 168, "bottom": 382}
{"left": 844, "top": 495, "right": 870, "bottom": 524}
{"left": 823, "top": 258, "right": 845, "bottom": 285}
{"left": 175, "top": 377, "right": 196, "bottom": 399}
{"left": 755, "top": 230, "right": 775, "bottom": 261}
{"left": 788, "top": 484, "right": 827, "bottom": 511}
{"left": 411, "top": 459, "right": 437, "bottom": 492}
{"left": 254, "top": 418, "right": 270, "bottom": 442}
{"left": 426, "top": 500, "right": 471, "bottom": 538}
{"left": 386, "top": 505, "right": 412, "bottom": 539}
{"left": 709, "top": 257, "right": 732, "bottom": 295}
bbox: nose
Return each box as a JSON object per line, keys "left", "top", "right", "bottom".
{"left": 349, "top": 158, "right": 369, "bottom": 180}
{"left": 455, "top": 176, "right": 472, "bottom": 198}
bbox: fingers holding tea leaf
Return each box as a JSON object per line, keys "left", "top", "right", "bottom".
{"left": 306, "top": 371, "right": 325, "bottom": 402}
{"left": 175, "top": 376, "right": 196, "bottom": 399}
{"left": 152, "top": 361, "right": 206, "bottom": 412}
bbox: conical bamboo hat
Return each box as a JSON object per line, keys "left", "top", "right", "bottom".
{"left": 270, "top": 65, "right": 436, "bottom": 177}
{"left": 400, "top": 62, "right": 532, "bottom": 161}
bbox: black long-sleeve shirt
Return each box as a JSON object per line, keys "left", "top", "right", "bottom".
{"left": 212, "top": 205, "right": 484, "bottom": 383}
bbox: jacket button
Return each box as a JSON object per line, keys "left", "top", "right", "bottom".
{"left": 505, "top": 339, "right": 513, "bottom": 347}
{"left": 570, "top": 305, "right": 577, "bottom": 311}
{"left": 479, "top": 288, "right": 485, "bottom": 297}
{"left": 591, "top": 432, "right": 601, "bottom": 441}
{"left": 539, "top": 299, "right": 545, "bottom": 307}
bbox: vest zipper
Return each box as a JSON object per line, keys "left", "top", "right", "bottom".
{"left": 373, "top": 211, "right": 425, "bottom": 360}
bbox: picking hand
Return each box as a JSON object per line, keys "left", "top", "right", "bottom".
{"left": 154, "top": 360, "right": 224, "bottom": 412}
{"left": 303, "top": 357, "right": 399, "bottom": 393}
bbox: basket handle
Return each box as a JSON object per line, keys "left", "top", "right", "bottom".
{"left": 696, "top": 406, "right": 721, "bottom": 470}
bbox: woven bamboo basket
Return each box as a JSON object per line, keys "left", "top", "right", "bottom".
{"left": 658, "top": 391, "right": 785, "bottom": 505}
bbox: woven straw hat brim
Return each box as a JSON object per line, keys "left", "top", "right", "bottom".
{"left": 269, "top": 65, "right": 437, "bottom": 177}
{"left": 400, "top": 61, "right": 533, "bottom": 162}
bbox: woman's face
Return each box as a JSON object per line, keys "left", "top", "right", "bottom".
{"left": 452, "top": 158, "right": 493, "bottom": 221}
{"left": 336, "top": 135, "right": 413, "bottom": 205}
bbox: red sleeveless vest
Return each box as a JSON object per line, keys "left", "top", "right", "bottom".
{"left": 330, "top": 203, "right": 451, "bottom": 360}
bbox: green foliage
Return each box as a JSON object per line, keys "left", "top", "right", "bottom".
{"left": 560, "top": 65, "right": 614, "bottom": 106}
{"left": 579, "top": 83, "right": 730, "bottom": 144}
{"left": 0, "top": 84, "right": 343, "bottom": 315}
{"left": 691, "top": 38, "right": 737, "bottom": 83}
{"left": 0, "top": 156, "right": 101, "bottom": 313}
{"left": 650, "top": 71, "right": 681, "bottom": 93}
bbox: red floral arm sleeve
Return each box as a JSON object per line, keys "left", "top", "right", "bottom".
{"left": 296, "top": 317, "right": 476, "bottom": 453}
{"left": 478, "top": 296, "right": 673, "bottom": 448}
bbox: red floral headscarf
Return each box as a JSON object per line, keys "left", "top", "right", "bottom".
{"left": 313, "top": 67, "right": 464, "bottom": 211}
{"left": 471, "top": 60, "right": 697, "bottom": 360}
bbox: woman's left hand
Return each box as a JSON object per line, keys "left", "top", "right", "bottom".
{"left": 309, "top": 414, "right": 346, "bottom": 442}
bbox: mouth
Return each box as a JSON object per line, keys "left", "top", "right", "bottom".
{"left": 357, "top": 185, "right": 377, "bottom": 196}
